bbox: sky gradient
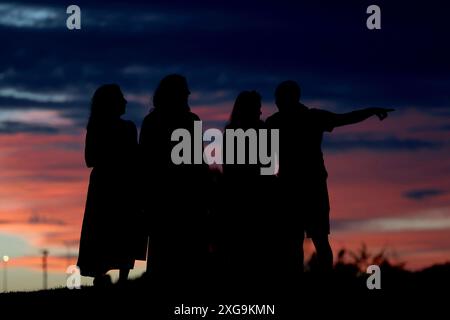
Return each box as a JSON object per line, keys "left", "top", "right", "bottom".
{"left": 0, "top": 0, "right": 449, "bottom": 291}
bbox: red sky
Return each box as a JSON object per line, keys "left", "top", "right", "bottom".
{"left": 1, "top": 106, "right": 450, "bottom": 292}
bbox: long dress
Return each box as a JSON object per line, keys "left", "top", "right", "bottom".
{"left": 77, "top": 119, "right": 147, "bottom": 277}
{"left": 139, "top": 108, "right": 210, "bottom": 281}
{"left": 220, "top": 120, "right": 280, "bottom": 282}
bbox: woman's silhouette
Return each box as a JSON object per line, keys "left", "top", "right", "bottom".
{"left": 223, "top": 91, "right": 265, "bottom": 177}
{"left": 77, "top": 84, "right": 146, "bottom": 286}
{"left": 220, "top": 91, "right": 280, "bottom": 285}
{"left": 139, "top": 75, "right": 209, "bottom": 283}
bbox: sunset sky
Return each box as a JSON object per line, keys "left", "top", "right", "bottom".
{"left": 0, "top": 0, "right": 449, "bottom": 291}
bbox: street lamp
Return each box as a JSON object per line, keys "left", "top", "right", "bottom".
{"left": 42, "top": 250, "right": 48, "bottom": 290}
{"left": 2, "top": 255, "right": 9, "bottom": 292}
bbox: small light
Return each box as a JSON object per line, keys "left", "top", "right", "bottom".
{"left": 2, "top": 256, "right": 9, "bottom": 263}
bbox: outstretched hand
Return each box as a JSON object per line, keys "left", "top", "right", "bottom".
{"left": 372, "top": 107, "right": 395, "bottom": 121}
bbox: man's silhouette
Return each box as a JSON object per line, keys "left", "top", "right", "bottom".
{"left": 266, "top": 80, "right": 393, "bottom": 272}
{"left": 139, "top": 75, "right": 209, "bottom": 285}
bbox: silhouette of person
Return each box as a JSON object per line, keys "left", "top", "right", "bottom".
{"left": 139, "top": 74, "right": 209, "bottom": 285}
{"left": 266, "top": 80, "right": 393, "bottom": 273}
{"left": 220, "top": 91, "right": 281, "bottom": 290}
{"left": 223, "top": 91, "right": 265, "bottom": 177}
{"left": 221, "top": 91, "right": 263, "bottom": 273}
{"left": 77, "top": 84, "right": 147, "bottom": 286}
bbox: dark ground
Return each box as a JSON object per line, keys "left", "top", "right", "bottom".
{"left": 1, "top": 261, "right": 449, "bottom": 318}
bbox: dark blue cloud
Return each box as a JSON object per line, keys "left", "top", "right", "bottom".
{"left": 0, "top": 121, "right": 60, "bottom": 134}
{"left": 403, "top": 189, "right": 446, "bottom": 200}
{"left": 0, "top": 0, "right": 449, "bottom": 134}
{"left": 324, "top": 134, "right": 443, "bottom": 152}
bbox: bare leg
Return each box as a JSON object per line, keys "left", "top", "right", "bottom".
{"left": 311, "top": 236, "right": 333, "bottom": 272}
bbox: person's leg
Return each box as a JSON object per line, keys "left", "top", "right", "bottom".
{"left": 119, "top": 268, "right": 130, "bottom": 283}
{"left": 311, "top": 236, "right": 333, "bottom": 272}
{"left": 299, "top": 233, "right": 305, "bottom": 272}
{"left": 93, "top": 270, "right": 111, "bottom": 287}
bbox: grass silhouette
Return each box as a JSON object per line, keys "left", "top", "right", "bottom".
{"left": 1, "top": 245, "right": 448, "bottom": 317}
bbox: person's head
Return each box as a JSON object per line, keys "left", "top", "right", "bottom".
{"left": 88, "top": 84, "right": 126, "bottom": 126}
{"left": 229, "top": 90, "right": 262, "bottom": 127}
{"left": 153, "top": 74, "right": 190, "bottom": 111}
{"left": 275, "top": 80, "right": 301, "bottom": 111}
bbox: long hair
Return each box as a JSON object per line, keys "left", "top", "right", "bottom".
{"left": 152, "top": 74, "right": 190, "bottom": 112}
{"left": 228, "top": 90, "right": 262, "bottom": 128}
{"left": 87, "top": 84, "right": 124, "bottom": 129}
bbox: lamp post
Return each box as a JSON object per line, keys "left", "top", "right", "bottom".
{"left": 42, "top": 250, "right": 48, "bottom": 290}
{"left": 2, "top": 255, "right": 9, "bottom": 292}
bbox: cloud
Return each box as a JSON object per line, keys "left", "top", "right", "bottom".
{"left": 0, "top": 3, "right": 61, "bottom": 29}
{"left": 0, "top": 87, "right": 75, "bottom": 103}
{"left": 28, "top": 213, "right": 66, "bottom": 226}
{"left": 0, "top": 0, "right": 448, "bottom": 121}
{"left": 0, "top": 109, "right": 78, "bottom": 134}
{"left": 408, "top": 123, "right": 450, "bottom": 134}
{"left": 0, "top": 121, "right": 59, "bottom": 134}
{"left": 404, "top": 189, "right": 446, "bottom": 201}
{"left": 332, "top": 208, "right": 450, "bottom": 233}
{"left": 324, "top": 134, "right": 443, "bottom": 152}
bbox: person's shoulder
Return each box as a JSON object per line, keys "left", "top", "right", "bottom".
{"left": 265, "top": 112, "right": 281, "bottom": 125}
{"left": 308, "top": 108, "right": 333, "bottom": 115}
{"left": 307, "top": 108, "right": 336, "bottom": 121}
{"left": 122, "top": 119, "right": 136, "bottom": 128}
{"left": 257, "top": 119, "right": 266, "bottom": 129}
{"left": 308, "top": 108, "right": 336, "bottom": 132}
{"left": 187, "top": 111, "right": 201, "bottom": 121}
{"left": 142, "top": 108, "right": 160, "bottom": 124}
{"left": 309, "top": 107, "right": 324, "bottom": 113}
{"left": 120, "top": 119, "right": 137, "bottom": 134}
{"left": 266, "top": 111, "right": 281, "bottom": 120}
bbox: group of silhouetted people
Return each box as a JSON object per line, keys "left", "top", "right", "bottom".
{"left": 77, "top": 74, "right": 393, "bottom": 288}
